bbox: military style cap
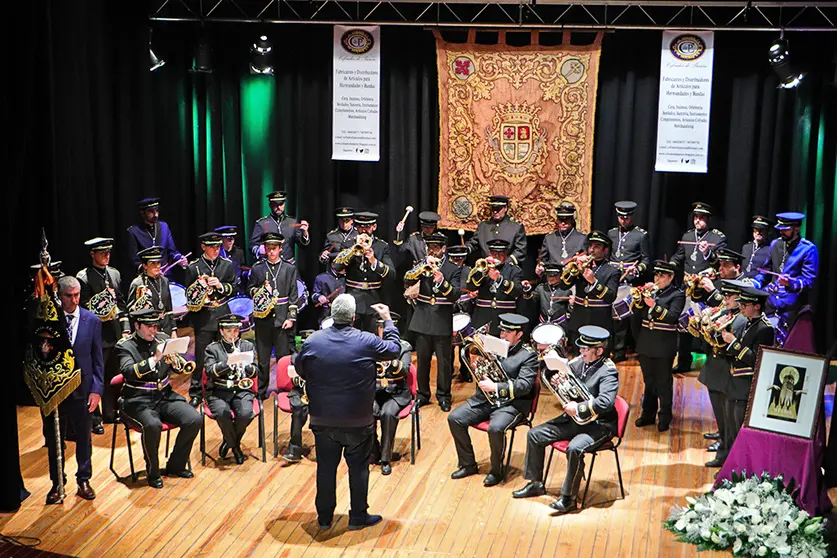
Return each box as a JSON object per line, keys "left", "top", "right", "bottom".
{"left": 775, "top": 212, "right": 805, "bottom": 230}
{"left": 259, "top": 231, "right": 284, "bottom": 244}
{"left": 377, "top": 311, "right": 401, "bottom": 326}
{"left": 424, "top": 232, "right": 447, "bottom": 246}
{"left": 736, "top": 286, "right": 769, "bottom": 305}
{"left": 131, "top": 309, "right": 162, "bottom": 324}
{"left": 714, "top": 248, "right": 744, "bottom": 265}
{"left": 653, "top": 260, "right": 676, "bottom": 275}
{"left": 692, "top": 202, "right": 713, "bottom": 216}
{"left": 486, "top": 238, "right": 511, "bottom": 252}
{"left": 266, "top": 191, "right": 287, "bottom": 203}
{"left": 218, "top": 314, "right": 243, "bottom": 329}
{"left": 555, "top": 202, "right": 577, "bottom": 218}
{"left": 138, "top": 246, "right": 163, "bottom": 262}
{"left": 31, "top": 261, "right": 65, "bottom": 279}
{"left": 751, "top": 215, "right": 771, "bottom": 229}
{"left": 614, "top": 201, "right": 638, "bottom": 216}
{"left": 354, "top": 211, "right": 378, "bottom": 225}
{"left": 576, "top": 325, "right": 610, "bottom": 348}
{"left": 586, "top": 230, "right": 612, "bottom": 249}
{"left": 447, "top": 245, "right": 469, "bottom": 258}
{"left": 198, "top": 232, "right": 223, "bottom": 246}
{"left": 335, "top": 206, "right": 354, "bottom": 218}
{"left": 543, "top": 261, "right": 562, "bottom": 274}
{"left": 488, "top": 195, "right": 510, "bottom": 207}
{"left": 418, "top": 211, "right": 441, "bottom": 224}
{"left": 719, "top": 279, "right": 747, "bottom": 296}
{"left": 138, "top": 197, "right": 160, "bottom": 210}
{"left": 498, "top": 313, "right": 528, "bottom": 331}
{"left": 85, "top": 237, "right": 114, "bottom": 251}
{"left": 215, "top": 225, "right": 238, "bottom": 238}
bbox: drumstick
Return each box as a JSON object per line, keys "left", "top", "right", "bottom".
{"left": 458, "top": 229, "right": 465, "bottom": 245}
{"left": 315, "top": 286, "right": 343, "bottom": 307}
{"left": 161, "top": 252, "right": 192, "bottom": 275}
{"left": 398, "top": 206, "right": 414, "bottom": 228}
{"left": 677, "top": 241, "right": 716, "bottom": 246}
{"left": 756, "top": 268, "right": 786, "bottom": 278}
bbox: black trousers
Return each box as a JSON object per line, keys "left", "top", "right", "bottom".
{"left": 311, "top": 424, "right": 375, "bottom": 524}
{"left": 121, "top": 391, "right": 202, "bottom": 478}
{"left": 191, "top": 329, "right": 218, "bottom": 398}
{"left": 720, "top": 398, "right": 747, "bottom": 462}
{"left": 42, "top": 393, "right": 92, "bottom": 484}
{"left": 523, "top": 417, "right": 613, "bottom": 498}
{"left": 254, "top": 320, "right": 292, "bottom": 399}
{"left": 372, "top": 392, "right": 406, "bottom": 462}
{"left": 93, "top": 344, "right": 120, "bottom": 423}
{"left": 206, "top": 390, "right": 256, "bottom": 450}
{"left": 288, "top": 388, "right": 309, "bottom": 452}
{"left": 675, "top": 333, "right": 695, "bottom": 370}
{"left": 638, "top": 354, "right": 676, "bottom": 423}
{"left": 707, "top": 389, "right": 727, "bottom": 446}
{"left": 415, "top": 333, "right": 452, "bottom": 403}
{"left": 448, "top": 398, "right": 521, "bottom": 476}
{"left": 612, "top": 318, "right": 630, "bottom": 355}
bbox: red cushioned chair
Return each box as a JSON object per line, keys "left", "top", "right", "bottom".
{"left": 394, "top": 364, "right": 421, "bottom": 464}
{"left": 542, "top": 395, "right": 630, "bottom": 507}
{"left": 200, "top": 368, "right": 265, "bottom": 465}
{"left": 271, "top": 355, "right": 295, "bottom": 458}
{"left": 108, "top": 373, "right": 188, "bottom": 482}
{"left": 469, "top": 376, "right": 541, "bottom": 480}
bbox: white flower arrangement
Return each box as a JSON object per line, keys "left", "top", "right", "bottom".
{"left": 665, "top": 471, "right": 832, "bottom": 558}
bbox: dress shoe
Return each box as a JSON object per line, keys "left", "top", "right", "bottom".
{"left": 45, "top": 486, "right": 62, "bottom": 505}
{"left": 703, "top": 431, "right": 720, "bottom": 440}
{"left": 348, "top": 513, "right": 383, "bottom": 531}
{"left": 512, "top": 481, "right": 545, "bottom": 499}
{"left": 657, "top": 421, "right": 671, "bottom": 433}
{"left": 163, "top": 467, "right": 194, "bottom": 479}
{"left": 318, "top": 520, "right": 332, "bottom": 530}
{"left": 76, "top": 480, "right": 96, "bottom": 500}
{"left": 439, "top": 400, "right": 451, "bottom": 412}
{"left": 415, "top": 396, "right": 431, "bottom": 408}
{"left": 381, "top": 462, "right": 392, "bottom": 475}
{"left": 483, "top": 472, "right": 502, "bottom": 487}
{"left": 233, "top": 448, "right": 246, "bottom": 465}
{"left": 549, "top": 496, "right": 577, "bottom": 514}
{"left": 635, "top": 416, "right": 656, "bottom": 427}
{"left": 219, "top": 442, "right": 230, "bottom": 459}
{"left": 189, "top": 396, "right": 202, "bottom": 408}
{"left": 705, "top": 458, "right": 725, "bottom": 468}
{"left": 707, "top": 441, "right": 721, "bottom": 452}
{"left": 148, "top": 476, "right": 163, "bottom": 489}
{"left": 91, "top": 419, "right": 105, "bottom": 435}
{"left": 450, "top": 465, "right": 479, "bottom": 480}
{"left": 282, "top": 448, "right": 302, "bottom": 463}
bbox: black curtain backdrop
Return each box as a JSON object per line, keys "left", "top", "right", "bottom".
{"left": 5, "top": 0, "right": 837, "bottom": 510}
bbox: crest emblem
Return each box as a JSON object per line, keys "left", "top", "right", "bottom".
{"left": 485, "top": 102, "right": 547, "bottom": 184}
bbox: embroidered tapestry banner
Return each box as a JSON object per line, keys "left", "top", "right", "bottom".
{"left": 435, "top": 31, "right": 602, "bottom": 234}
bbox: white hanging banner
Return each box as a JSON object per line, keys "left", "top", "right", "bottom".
{"left": 655, "top": 31, "right": 714, "bottom": 173}
{"left": 332, "top": 25, "right": 381, "bottom": 162}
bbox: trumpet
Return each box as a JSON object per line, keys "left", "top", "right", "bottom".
{"left": 630, "top": 282, "right": 660, "bottom": 302}
{"left": 466, "top": 257, "right": 498, "bottom": 285}
{"left": 334, "top": 233, "right": 373, "bottom": 264}
{"left": 700, "top": 308, "right": 739, "bottom": 348}
{"left": 404, "top": 256, "right": 441, "bottom": 281}
{"left": 684, "top": 268, "right": 717, "bottom": 298}
{"left": 164, "top": 352, "right": 196, "bottom": 374}
{"left": 560, "top": 254, "right": 592, "bottom": 282}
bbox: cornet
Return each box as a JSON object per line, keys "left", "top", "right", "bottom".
{"left": 334, "top": 233, "right": 373, "bottom": 264}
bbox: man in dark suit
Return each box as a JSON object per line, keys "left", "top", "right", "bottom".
{"left": 125, "top": 197, "right": 188, "bottom": 273}
{"left": 44, "top": 276, "right": 104, "bottom": 504}
{"left": 295, "top": 296, "right": 401, "bottom": 531}
{"left": 512, "top": 326, "right": 619, "bottom": 514}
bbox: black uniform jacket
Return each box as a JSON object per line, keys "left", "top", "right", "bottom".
{"left": 634, "top": 284, "right": 686, "bottom": 359}
{"left": 406, "top": 258, "right": 461, "bottom": 336}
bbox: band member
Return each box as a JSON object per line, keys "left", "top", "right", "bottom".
{"left": 282, "top": 352, "right": 310, "bottom": 463}
{"left": 608, "top": 201, "right": 651, "bottom": 362}
{"left": 116, "top": 310, "right": 201, "bottom": 488}
{"left": 695, "top": 249, "right": 751, "bottom": 305}
{"left": 126, "top": 197, "right": 188, "bottom": 272}
{"left": 185, "top": 232, "right": 237, "bottom": 406}
{"left": 404, "top": 233, "right": 461, "bottom": 411}
{"left": 741, "top": 215, "right": 772, "bottom": 279}
{"left": 204, "top": 314, "right": 258, "bottom": 465}
{"left": 463, "top": 239, "right": 523, "bottom": 336}
{"left": 394, "top": 211, "right": 440, "bottom": 266}
{"left": 372, "top": 313, "right": 413, "bottom": 475}
{"left": 753, "top": 212, "right": 819, "bottom": 339}
{"left": 631, "top": 261, "right": 685, "bottom": 432}
{"left": 249, "top": 191, "right": 310, "bottom": 264}
{"left": 467, "top": 195, "right": 527, "bottom": 265}
{"left": 523, "top": 262, "right": 571, "bottom": 325}
{"left": 128, "top": 246, "right": 175, "bottom": 335}
{"left": 44, "top": 276, "right": 104, "bottom": 504}
{"left": 77, "top": 237, "right": 130, "bottom": 431}
{"left": 247, "top": 232, "right": 300, "bottom": 399}
{"left": 311, "top": 259, "right": 346, "bottom": 325}
{"left": 560, "top": 231, "right": 620, "bottom": 349}
{"left": 448, "top": 244, "right": 472, "bottom": 382}
{"left": 333, "top": 211, "right": 395, "bottom": 333}
{"left": 215, "top": 226, "right": 244, "bottom": 289}
{"left": 448, "top": 313, "right": 539, "bottom": 487}
{"left": 537, "top": 202, "right": 587, "bottom": 271}
{"left": 319, "top": 206, "right": 357, "bottom": 264}
{"left": 512, "top": 326, "right": 618, "bottom": 514}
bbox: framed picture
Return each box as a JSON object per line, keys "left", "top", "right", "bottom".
{"left": 745, "top": 346, "right": 828, "bottom": 440}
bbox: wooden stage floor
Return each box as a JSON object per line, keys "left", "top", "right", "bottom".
{"left": 5, "top": 347, "right": 836, "bottom": 557}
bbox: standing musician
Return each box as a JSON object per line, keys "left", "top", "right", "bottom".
{"left": 741, "top": 215, "right": 772, "bottom": 280}
{"left": 77, "top": 237, "right": 130, "bottom": 432}
{"left": 463, "top": 239, "right": 523, "bottom": 336}
{"left": 631, "top": 261, "right": 685, "bottom": 432}
{"left": 319, "top": 206, "right": 357, "bottom": 264}
{"left": 560, "top": 231, "right": 620, "bottom": 351}
{"left": 126, "top": 197, "right": 188, "bottom": 273}
{"left": 249, "top": 191, "right": 310, "bottom": 264}
{"left": 670, "top": 202, "right": 727, "bottom": 373}
{"left": 128, "top": 246, "right": 175, "bottom": 335}
{"left": 247, "top": 231, "right": 300, "bottom": 399}
{"left": 537, "top": 201, "right": 588, "bottom": 272}
{"left": 393, "top": 210, "right": 440, "bottom": 266}
{"left": 215, "top": 226, "right": 245, "bottom": 290}
{"left": 753, "top": 212, "right": 819, "bottom": 339}
{"left": 404, "top": 233, "right": 461, "bottom": 411}
{"left": 447, "top": 244, "right": 473, "bottom": 382}
{"left": 372, "top": 312, "right": 413, "bottom": 475}
{"left": 204, "top": 314, "right": 258, "bottom": 465}
{"left": 607, "top": 201, "right": 651, "bottom": 362}
{"left": 333, "top": 211, "right": 395, "bottom": 333}
{"left": 448, "top": 313, "right": 539, "bottom": 487}
{"left": 185, "top": 232, "right": 237, "bottom": 407}
{"left": 512, "top": 326, "right": 618, "bottom": 515}
{"left": 466, "top": 195, "right": 527, "bottom": 266}
{"left": 522, "top": 262, "right": 571, "bottom": 326}
{"left": 311, "top": 259, "right": 346, "bottom": 326}
{"left": 116, "top": 310, "right": 201, "bottom": 488}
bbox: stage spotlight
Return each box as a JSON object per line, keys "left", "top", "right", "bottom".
{"left": 192, "top": 37, "right": 214, "bottom": 74}
{"left": 768, "top": 37, "right": 805, "bottom": 89}
{"left": 148, "top": 29, "right": 165, "bottom": 72}
{"left": 249, "top": 35, "right": 274, "bottom": 75}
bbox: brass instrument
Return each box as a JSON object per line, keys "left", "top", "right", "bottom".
{"left": 404, "top": 256, "right": 441, "bottom": 281}
{"left": 541, "top": 353, "right": 597, "bottom": 425}
{"left": 560, "top": 254, "right": 592, "bottom": 282}
{"left": 699, "top": 307, "right": 739, "bottom": 348}
{"left": 460, "top": 323, "right": 509, "bottom": 406}
{"left": 185, "top": 275, "right": 218, "bottom": 312}
{"left": 630, "top": 283, "right": 660, "bottom": 303}
{"left": 684, "top": 268, "right": 717, "bottom": 298}
{"left": 164, "top": 352, "right": 196, "bottom": 374}
{"left": 376, "top": 358, "right": 406, "bottom": 388}
{"left": 252, "top": 278, "right": 278, "bottom": 319}
{"left": 334, "top": 233, "right": 373, "bottom": 264}
{"left": 466, "top": 257, "right": 497, "bottom": 286}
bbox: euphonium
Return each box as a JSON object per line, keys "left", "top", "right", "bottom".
{"left": 334, "top": 233, "right": 373, "bottom": 264}
{"left": 684, "top": 268, "right": 717, "bottom": 298}
{"left": 164, "top": 352, "right": 196, "bottom": 374}
{"left": 460, "top": 323, "right": 509, "bottom": 406}
{"left": 541, "top": 353, "right": 597, "bottom": 425}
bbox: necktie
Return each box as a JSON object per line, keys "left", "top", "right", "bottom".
{"left": 66, "top": 314, "right": 75, "bottom": 344}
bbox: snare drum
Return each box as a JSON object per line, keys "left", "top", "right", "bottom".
{"left": 296, "top": 278, "right": 309, "bottom": 312}
{"left": 452, "top": 313, "right": 474, "bottom": 346}
{"left": 531, "top": 322, "right": 566, "bottom": 355}
{"left": 169, "top": 282, "right": 187, "bottom": 317}
{"left": 228, "top": 296, "right": 255, "bottom": 332}
{"left": 612, "top": 284, "right": 633, "bottom": 321}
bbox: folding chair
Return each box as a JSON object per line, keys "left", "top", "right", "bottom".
{"left": 394, "top": 364, "right": 421, "bottom": 464}
{"left": 200, "top": 368, "right": 265, "bottom": 465}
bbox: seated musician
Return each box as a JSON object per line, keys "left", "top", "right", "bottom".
{"left": 512, "top": 326, "right": 619, "bottom": 514}
{"left": 283, "top": 353, "right": 309, "bottom": 464}
{"left": 116, "top": 310, "right": 201, "bottom": 488}
{"left": 523, "top": 261, "right": 571, "bottom": 325}
{"left": 127, "top": 246, "right": 175, "bottom": 335}
{"left": 448, "top": 313, "right": 538, "bottom": 487}
{"left": 204, "top": 314, "right": 258, "bottom": 465}
{"left": 372, "top": 313, "right": 413, "bottom": 475}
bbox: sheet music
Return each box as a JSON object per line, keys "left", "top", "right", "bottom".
{"left": 162, "top": 336, "right": 189, "bottom": 355}
{"left": 481, "top": 334, "right": 509, "bottom": 358}
{"left": 227, "top": 351, "right": 254, "bottom": 366}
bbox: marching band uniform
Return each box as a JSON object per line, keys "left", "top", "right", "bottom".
{"left": 523, "top": 262, "right": 571, "bottom": 325}
{"left": 247, "top": 232, "right": 300, "bottom": 399}
{"left": 512, "top": 326, "right": 619, "bottom": 514}
{"left": 467, "top": 195, "right": 527, "bottom": 266}
{"left": 405, "top": 234, "right": 461, "bottom": 410}
{"left": 632, "top": 261, "right": 685, "bottom": 432}
{"left": 538, "top": 202, "right": 588, "bottom": 264}
{"left": 319, "top": 207, "right": 358, "bottom": 264}
{"left": 283, "top": 352, "right": 309, "bottom": 463}
{"left": 741, "top": 215, "right": 772, "bottom": 280}
{"left": 447, "top": 245, "right": 472, "bottom": 381}
{"left": 126, "top": 197, "right": 184, "bottom": 271}
{"left": 249, "top": 191, "right": 310, "bottom": 264}
{"left": 127, "top": 246, "right": 175, "bottom": 335}
{"left": 116, "top": 310, "right": 201, "bottom": 488}
{"left": 448, "top": 314, "right": 539, "bottom": 486}
{"left": 77, "top": 237, "right": 130, "bottom": 428}
{"left": 204, "top": 315, "right": 259, "bottom": 465}
{"left": 311, "top": 262, "right": 346, "bottom": 325}
{"left": 393, "top": 211, "right": 440, "bottom": 267}
{"left": 215, "top": 226, "right": 245, "bottom": 291}
{"left": 465, "top": 239, "right": 523, "bottom": 336}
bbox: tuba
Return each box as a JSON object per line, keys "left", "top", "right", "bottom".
{"left": 460, "top": 323, "right": 509, "bottom": 406}
{"left": 541, "top": 353, "right": 597, "bottom": 425}
{"left": 334, "top": 233, "right": 372, "bottom": 265}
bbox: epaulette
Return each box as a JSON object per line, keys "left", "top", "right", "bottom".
{"left": 711, "top": 229, "right": 726, "bottom": 237}
{"left": 761, "top": 315, "right": 773, "bottom": 327}
{"left": 684, "top": 228, "right": 696, "bottom": 235}
{"left": 375, "top": 238, "right": 389, "bottom": 246}
{"left": 257, "top": 216, "right": 269, "bottom": 222}
{"left": 329, "top": 227, "right": 339, "bottom": 234}
{"left": 569, "top": 355, "right": 583, "bottom": 366}
{"left": 636, "top": 227, "right": 648, "bottom": 234}
{"left": 76, "top": 269, "right": 88, "bottom": 281}
{"left": 116, "top": 334, "right": 134, "bottom": 346}
{"left": 410, "top": 231, "right": 421, "bottom": 237}
{"left": 523, "top": 344, "right": 538, "bottom": 354}
{"left": 603, "top": 358, "right": 618, "bottom": 369}
{"left": 608, "top": 226, "right": 618, "bottom": 232}
{"left": 220, "top": 256, "right": 232, "bottom": 263}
